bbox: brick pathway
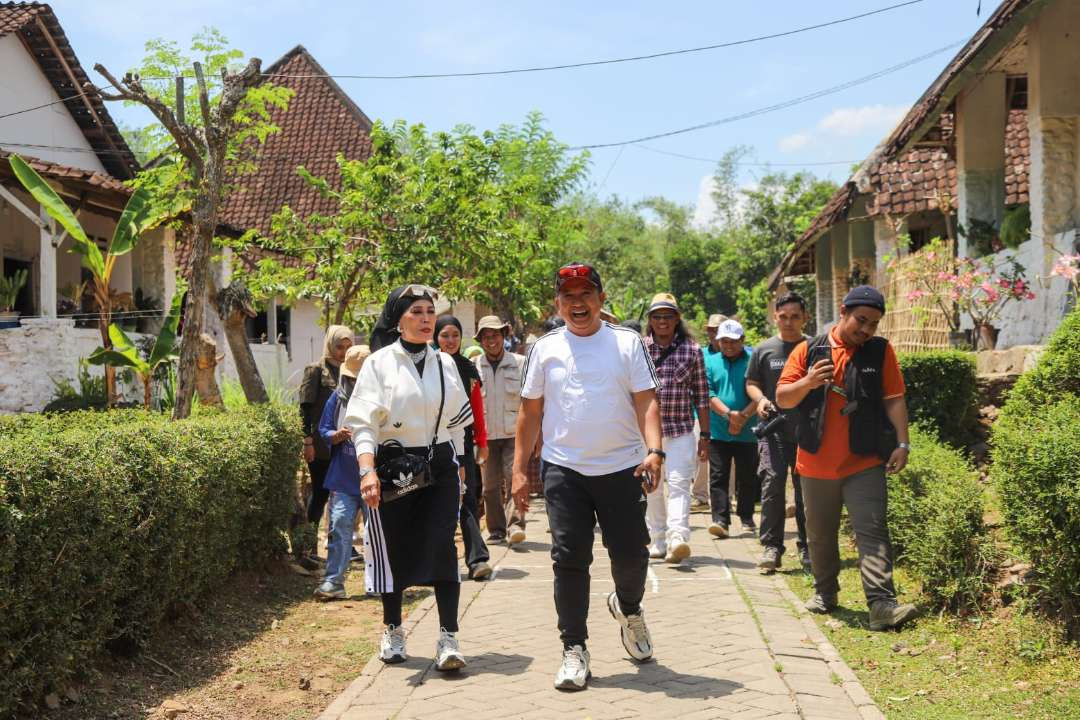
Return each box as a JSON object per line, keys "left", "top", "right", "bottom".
{"left": 319, "top": 504, "right": 883, "bottom": 720}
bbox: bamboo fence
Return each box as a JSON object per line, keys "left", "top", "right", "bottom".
{"left": 879, "top": 245, "right": 954, "bottom": 353}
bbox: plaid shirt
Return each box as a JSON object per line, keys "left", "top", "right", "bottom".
{"left": 644, "top": 335, "right": 709, "bottom": 439}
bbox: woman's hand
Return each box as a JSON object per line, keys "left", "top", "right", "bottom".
{"left": 475, "top": 445, "right": 489, "bottom": 465}
{"left": 303, "top": 439, "right": 315, "bottom": 464}
{"left": 331, "top": 427, "right": 352, "bottom": 445}
{"left": 361, "top": 470, "right": 381, "bottom": 509}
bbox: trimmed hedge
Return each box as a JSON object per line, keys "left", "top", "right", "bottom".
{"left": 898, "top": 350, "right": 979, "bottom": 449}
{"left": 0, "top": 405, "right": 301, "bottom": 716}
{"left": 887, "top": 425, "right": 995, "bottom": 611}
{"left": 992, "top": 307, "right": 1080, "bottom": 633}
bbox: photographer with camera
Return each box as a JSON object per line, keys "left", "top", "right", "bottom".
{"left": 745, "top": 292, "right": 810, "bottom": 575}
{"left": 776, "top": 286, "right": 917, "bottom": 632}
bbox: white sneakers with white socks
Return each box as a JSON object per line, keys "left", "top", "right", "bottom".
{"left": 379, "top": 625, "right": 466, "bottom": 671}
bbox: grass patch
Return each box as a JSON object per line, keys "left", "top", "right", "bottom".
{"left": 784, "top": 541, "right": 1080, "bottom": 719}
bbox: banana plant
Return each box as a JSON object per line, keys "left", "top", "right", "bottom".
{"left": 9, "top": 154, "right": 159, "bottom": 405}
{"left": 88, "top": 285, "right": 184, "bottom": 410}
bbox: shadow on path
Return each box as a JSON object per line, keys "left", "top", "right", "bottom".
{"left": 592, "top": 660, "right": 743, "bottom": 699}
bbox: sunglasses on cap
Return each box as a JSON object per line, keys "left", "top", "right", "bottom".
{"left": 555, "top": 263, "right": 602, "bottom": 291}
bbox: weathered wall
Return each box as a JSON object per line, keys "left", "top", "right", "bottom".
{"left": 0, "top": 35, "right": 107, "bottom": 174}
{"left": 985, "top": 230, "right": 1075, "bottom": 348}
{"left": 0, "top": 318, "right": 145, "bottom": 413}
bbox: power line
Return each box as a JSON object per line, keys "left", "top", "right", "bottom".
{"left": 253, "top": 1, "right": 926, "bottom": 81}
{"left": 568, "top": 41, "right": 962, "bottom": 150}
{"left": 632, "top": 145, "right": 857, "bottom": 167}
{"left": 0, "top": 93, "right": 84, "bottom": 121}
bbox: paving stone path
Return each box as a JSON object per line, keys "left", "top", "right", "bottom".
{"left": 319, "top": 503, "right": 884, "bottom": 720}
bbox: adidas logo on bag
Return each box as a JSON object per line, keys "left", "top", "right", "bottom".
{"left": 393, "top": 471, "right": 415, "bottom": 488}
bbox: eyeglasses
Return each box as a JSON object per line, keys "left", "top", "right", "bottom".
{"left": 651, "top": 313, "right": 676, "bottom": 321}
{"left": 401, "top": 284, "right": 439, "bottom": 299}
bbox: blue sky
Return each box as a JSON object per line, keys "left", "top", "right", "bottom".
{"left": 52, "top": 0, "right": 988, "bottom": 223}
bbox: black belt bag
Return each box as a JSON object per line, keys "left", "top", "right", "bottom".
{"left": 376, "top": 358, "right": 445, "bottom": 503}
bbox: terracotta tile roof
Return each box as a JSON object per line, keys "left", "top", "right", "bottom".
{"left": 875, "top": 0, "right": 1036, "bottom": 161}
{"left": 219, "top": 45, "right": 373, "bottom": 237}
{"left": 0, "top": 3, "right": 139, "bottom": 179}
{"left": 1004, "top": 108, "right": 1029, "bottom": 205}
{"left": 0, "top": 1, "right": 42, "bottom": 33}
{"left": 0, "top": 149, "right": 129, "bottom": 193}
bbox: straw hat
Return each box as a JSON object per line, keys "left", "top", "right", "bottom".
{"left": 339, "top": 344, "right": 371, "bottom": 379}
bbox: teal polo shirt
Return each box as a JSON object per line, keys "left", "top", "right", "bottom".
{"left": 703, "top": 344, "right": 757, "bottom": 443}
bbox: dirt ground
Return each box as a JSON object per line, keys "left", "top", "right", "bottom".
{"left": 45, "top": 559, "right": 428, "bottom": 720}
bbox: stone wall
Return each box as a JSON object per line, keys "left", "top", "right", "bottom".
{"left": 0, "top": 318, "right": 145, "bottom": 413}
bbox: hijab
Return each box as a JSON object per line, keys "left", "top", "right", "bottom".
{"left": 369, "top": 285, "right": 438, "bottom": 352}
{"left": 433, "top": 315, "right": 481, "bottom": 389}
{"left": 322, "top": 325, "right": 354, "bottom": 367}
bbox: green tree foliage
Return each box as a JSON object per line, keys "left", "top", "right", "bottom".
{"left": 233, "top": 113, "right": 587, "bottom": 329}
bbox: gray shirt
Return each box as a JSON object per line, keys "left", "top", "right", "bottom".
{"left": 746, "top": 334, "right": 808, "bottom": 444}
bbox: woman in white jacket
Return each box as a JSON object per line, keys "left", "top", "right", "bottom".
{"left": 345, "top": 285, "right": 473, "bottom": 671}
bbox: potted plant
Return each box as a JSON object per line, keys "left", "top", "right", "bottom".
{"left": 0, "top": 268, "right": 28, "bottom": 328}
{"left": 947, "top": 255, "right": 1035, "bottom": 350}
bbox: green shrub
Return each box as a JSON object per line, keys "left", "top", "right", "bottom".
{"left": 1001, "top": 306, "right": 1080, "bottom": 415}
{"left": 898, "top": 350, "right": 979, "bottom": 449}
{"left": 887, "top": 426, "right": 995, "bottom": 611}
{"left": 0, "top": 405, "right": 301, "bottom": 716}
{"left": 991, "top": 307, "right": 1080, "bottom": 634}
{"left": 993, "top": 396, "right": 1080, "bottom": 633}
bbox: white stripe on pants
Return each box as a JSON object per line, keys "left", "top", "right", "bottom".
{"left": 646, "top": 431, "right": 697, "bottom": 545}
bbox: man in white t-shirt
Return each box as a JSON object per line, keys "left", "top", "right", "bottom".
{"left": 512, "top": 262, "right": 664, "bottom": 692}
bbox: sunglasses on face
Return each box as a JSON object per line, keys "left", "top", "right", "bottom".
{"left": 651, "top": 313, "right": 676, "bottom": 321}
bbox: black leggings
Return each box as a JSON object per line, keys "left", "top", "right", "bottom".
{"left": 306, "top": 459, "right": 331, "bottom": 525}
{"left": 382, "top": 582, "right": 460, "bottom": 632}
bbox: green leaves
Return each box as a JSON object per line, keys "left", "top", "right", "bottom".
{"left": 8, "top": 155, "right": 103, "bottom": 279}
{"left": 111, "top": 187, "right": 156, "bottom": 257}
{"left": 88, "top": 323, "right": 144, "bottom": 372}
{"left": 149, "top": 284, "right": 184, "bottom": 368}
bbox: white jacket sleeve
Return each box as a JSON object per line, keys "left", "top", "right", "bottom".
{"left": 346, "top": 357, "right": 388, "bottom": 456}
{"left": 443, "top": 355, "right": 474, "bottom": 455}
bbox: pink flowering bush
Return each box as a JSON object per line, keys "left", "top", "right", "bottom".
{"left": 1051, "top": 253, "right": 1080, "bottom": 294}
{"left": 890, "top": 237, "right": 1036, "bottom": 333}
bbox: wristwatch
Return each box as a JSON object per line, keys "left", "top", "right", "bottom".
{"left": 358, "top": 466, "right": 376, "bottom": 479}
{"left": 897, "top": 442, "right": 911, "bottom": 451}
{"left": 647, "top": 448, "right": 666, "bottom": 460}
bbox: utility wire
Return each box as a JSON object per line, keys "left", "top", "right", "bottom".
{"left": 568, "top": 41, "right": 962, "bottom": 150}
{"left": 633, "top": 145, "right": 857, "bottom": 167}
{"left": 248, "top": 1, "right": 926, "bottom": 81}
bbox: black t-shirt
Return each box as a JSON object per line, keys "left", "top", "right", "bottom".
{"left": 746, "top": 334, "right": 808, "bottom": 443}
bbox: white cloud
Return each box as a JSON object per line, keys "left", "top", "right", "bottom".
{"left": 692, "top": 174, "right": 718, "bottom": 229}
{"left": 817, "top": 104, "right": 909, "bottom": 137}
{"left": 777, "top": 103, "right": 909, "bottom": 153}
{"left": 779, "top": 132, "right": 811, "bottom": 152}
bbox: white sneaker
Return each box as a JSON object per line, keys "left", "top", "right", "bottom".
{"left": 507, "top": 526, "right": 527, "bottom": 545}
{"left": 434, "top": 628, "right": 466, "bottom": 671}
{"left": 554, "top": 644, "right": 590, "bottom": 691}
{"left": 665, "top": 540, "right": 691, "bottom": 564}
{"left": 379, "top": 624, "right": 407, "bottom": 664}
{"left": 606, "top": 592, "right": 653, "bottom": 662}
{"left": 647, "top": 542, "right": 667, "bottom": 559}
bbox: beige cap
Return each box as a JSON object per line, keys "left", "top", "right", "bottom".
{"left": 474, "top": 315, "right": 511, "bottom": 340}
{"left": 339, "top": 344, "right": 371, "bottom": 379}
{"left": 706, "top": 313, "right": 728, "bottom": 328}
{"left": 599, "top": 309, "right": 619, "bottom": 323}
{"left": 648, "top": 292, "right": 679, "bottom": 314}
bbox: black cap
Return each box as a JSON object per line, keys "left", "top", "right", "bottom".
{"left": 842, "top": 285, "right": 886, "bottom": 313}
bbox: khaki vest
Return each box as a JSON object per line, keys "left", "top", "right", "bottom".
{"left": 475, "top": 351, "right": 525, "bottom": 440}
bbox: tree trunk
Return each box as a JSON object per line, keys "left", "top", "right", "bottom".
{"left": 217, "top": 281, "right": 269, "bottom": 404}
{"left": 142, "top": 373, "right": 152, "bottom": 410}
{"left": 194, "top": 332, "right": 223, "bottom": 407}
{"left": 172, "top": 221, "right": 213, "bottom": 419}
{"left": 97, "top": 299, "right": 116, "bottom": 407}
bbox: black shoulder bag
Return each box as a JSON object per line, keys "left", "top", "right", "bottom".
{"left": 376, "top": 357, "right": 446, "bottom": 503}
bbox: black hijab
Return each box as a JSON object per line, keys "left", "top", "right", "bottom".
{"left": 369, "top": 285, "right": 438, "bottom": 352}
{"left": 433, "top": 315, "right": 481, "bottom": 389}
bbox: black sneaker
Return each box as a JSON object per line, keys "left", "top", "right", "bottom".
{"left": 758, "top": 547, "right": 781, "bottom": 574}
{"left": 351, "top": 547, "right": 363, "bottom": 562}
{"left": 487, "top": 531, "right": 507, "bottom": 544}
{"left": 741, "top": 517, "right": 757, "bottom": 533}
{"left": 798, "top": 547, "right": 812, "bottom": 573}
